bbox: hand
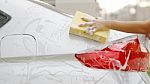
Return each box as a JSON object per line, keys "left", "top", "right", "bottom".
{"left": 79, "top": 17, "right": 105, "bottom": 35}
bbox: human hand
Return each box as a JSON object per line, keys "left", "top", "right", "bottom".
{"left": 79, "top": 17, "right": 105, "bottom": 35}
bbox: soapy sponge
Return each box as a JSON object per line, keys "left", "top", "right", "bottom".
{"left": 70, "top": 11, "right": 109, "bottom": 43}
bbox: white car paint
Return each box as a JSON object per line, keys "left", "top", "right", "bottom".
{"left": 0, "top": 0, "right": 102, "bottom": 58}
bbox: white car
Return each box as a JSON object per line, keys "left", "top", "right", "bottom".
{"left": 0, "top": 0, "right": 149, "bottom": 84}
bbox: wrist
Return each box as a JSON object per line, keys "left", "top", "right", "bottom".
{"left": 101, "top": 20, "right": 112, "bottom": 29}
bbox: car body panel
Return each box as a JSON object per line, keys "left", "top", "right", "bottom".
{"left": 0, "top": 0, "right": 149, "bottom": 84}
{"left": 0, "top": 0, "right": 103, "bottom": 58}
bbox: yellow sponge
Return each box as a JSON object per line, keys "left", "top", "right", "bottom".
{"left": 70, "top": 11, "right": 109, "bottom": 43}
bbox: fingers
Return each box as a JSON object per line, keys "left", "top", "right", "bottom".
{"left": 79, "top": 22, "right": 95, "bottom": 27}
{"left": 78, "top": 17, "right": 102, "bottom": 35}
{"left": 79, "top": 17, "right": 96, "bottom": 27}
{"left": 81, "top": 17, "right": 93, "bottom": 22}
{"left": 85, "top": 27, "right": 96, "bottom": 35}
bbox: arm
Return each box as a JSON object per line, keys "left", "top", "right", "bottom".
{"left": 79, "top": 18, "right": 150, "bottom": 38}
{"left": 104, "top": 20, "right": 150, "bottom": 39}
{"left": 103, "top": 20, "right": 150, "bottom": 34}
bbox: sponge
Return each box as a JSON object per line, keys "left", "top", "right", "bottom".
{"left": 70, "top": 11, "right": 109, "bottom": 43}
